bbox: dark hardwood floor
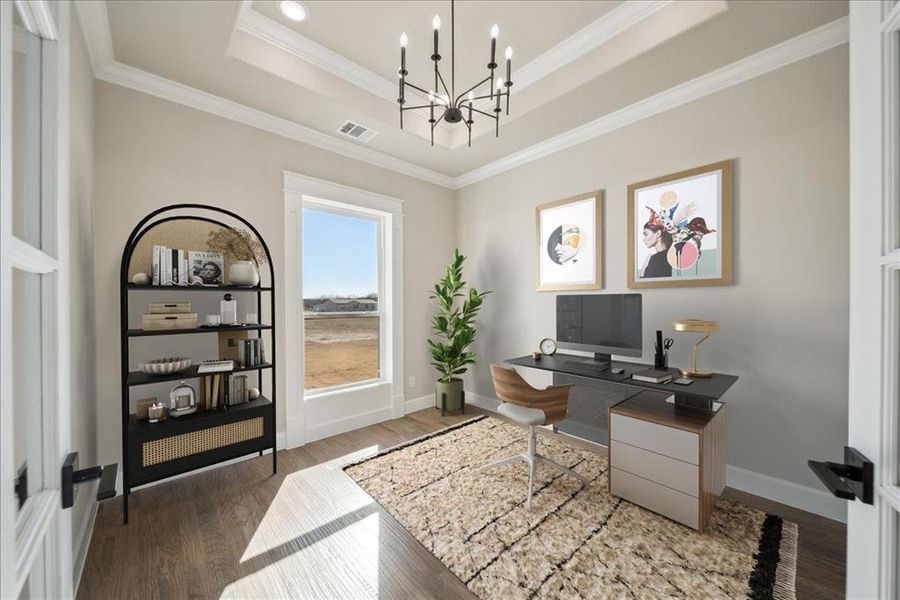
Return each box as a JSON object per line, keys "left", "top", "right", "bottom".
{"left": 78, "top": 407, "right": 845, "bottom": 599}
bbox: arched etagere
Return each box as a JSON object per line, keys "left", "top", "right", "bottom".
{"left": 119, "top": 204, "right": 276, "bottom": 524}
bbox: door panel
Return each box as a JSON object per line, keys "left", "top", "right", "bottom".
{"left": 12, "top": 7, "right": 42, "bottom": 248}
{"left": 12, "top": 268, "right": 44, "bottom": 511}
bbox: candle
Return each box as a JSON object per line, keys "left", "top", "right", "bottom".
{"left": 495, "top": 77, "right": 503, "bottom": 112}
{"left": 490, "top": 24, "right": 499, "bottom": 63}
{"left": 400, "top": 32, "right": 407, "bottom": 70}
{"left": 467, "top": 92, "right": 474, "bottom": 122}
{"left": 505, "top": 46, "right": 513, "bottom": 85}
{"left": 432, "top": 15, "right": 441, "bottom": 56}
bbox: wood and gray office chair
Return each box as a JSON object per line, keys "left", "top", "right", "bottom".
{"left": 481, "top": 364, "right": 589, "bottom": 509}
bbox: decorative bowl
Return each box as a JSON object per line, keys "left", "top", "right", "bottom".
{"left": 139, "top": 357, "right": 193, "bottom": 375}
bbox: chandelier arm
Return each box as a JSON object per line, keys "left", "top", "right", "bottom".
{"left": 469, "top": 106, "right": 498, "bottom": 120}
{"left": 436, "top": 68, "right": 452, "bottom": 100}
{"left": 432, "top": 111, "right": 446, "bottom": 130}
{"left": 454, "top": 76, "right": 492, "bottom": 106}
{"left": 468, "top": 90, "right": 507, "bottom": 103}
{"left": 403, "top": 81, "right": 433, "bottom": 96}
{"left": 400, "top": 104, "right": 435, "bottom": 111}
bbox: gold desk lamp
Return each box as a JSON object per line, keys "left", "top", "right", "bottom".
{"left": 672, "top": 319, "right": 719, "bottom": 378}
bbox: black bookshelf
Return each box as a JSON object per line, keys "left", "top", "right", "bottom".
{"left": 119, "top": 205, "right": 277, "bottom": 524}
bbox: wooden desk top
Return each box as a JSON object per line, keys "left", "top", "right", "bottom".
{"left": 610, "top": 390, "right": 722, "bottom": 433}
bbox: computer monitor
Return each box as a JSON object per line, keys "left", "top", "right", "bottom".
{"left": 556, "top": 294, "right": 642, "bottom": 366}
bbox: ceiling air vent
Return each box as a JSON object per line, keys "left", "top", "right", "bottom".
{"left": 337, "top": 120, "right": 378, "bottom": 143}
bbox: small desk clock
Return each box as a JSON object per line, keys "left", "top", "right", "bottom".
{"left": 539, "top": 338, "right": 558, "bottom": 355}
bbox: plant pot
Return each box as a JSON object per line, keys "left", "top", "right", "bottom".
{"left": 228, "top": 261, "right": 260, "bottom": 286}
{"left": 435, "top": 378, "right": 464, "bottom": 414}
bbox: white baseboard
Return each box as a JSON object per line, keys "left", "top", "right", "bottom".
{"left": 117, "top": 431, "right": 287, "bottom": 494}
{"left": 464, "top": 389, "right": 846, "bottom": 523}
{"left": 726, "top": 464, "right": 847, "bottom": 523}
{"left": 405, "top": 393, "right": 434, "bottom": 413}
{"left": 464, "top": 391, "right": 500, "bottom": 411}
{"left": 304, "top": 406, "right": 395, "bottom": 443}
{"left": 72, "top": 496, "right": 99, "bottom": 597}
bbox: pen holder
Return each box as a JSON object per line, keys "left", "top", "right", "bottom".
{"left": 654, "top": 352, "right": 668, "bottom": 370}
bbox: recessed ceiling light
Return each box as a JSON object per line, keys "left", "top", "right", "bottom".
{"left": 279, "top": 0, "right": 308, "bottom": 22}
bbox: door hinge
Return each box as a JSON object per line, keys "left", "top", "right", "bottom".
{"left": 808, "top": 446, "right": 874, "bottom": 505}
{"left": 61, "top": 452, "right": 118, "bottom": 509}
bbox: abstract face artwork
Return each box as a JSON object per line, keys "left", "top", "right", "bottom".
{"left": 628, "top": 161, "right": 732, "bottom": 288}
{"left": 548, "top": 224, "right": 582, "bottom": 265}
{"left": 536, "top": 193, "right": 601, "bottom": 291}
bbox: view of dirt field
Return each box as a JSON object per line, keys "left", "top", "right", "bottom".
{"left": 304, "top": 315, "right": 379, "bottom": 390}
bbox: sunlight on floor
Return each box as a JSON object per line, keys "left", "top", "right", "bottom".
{"left": 219, "top": 445, "right": 382, "bottom": 598}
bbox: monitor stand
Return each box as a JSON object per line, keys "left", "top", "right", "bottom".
{"left": 588, "top": 352, "right": 611, "bottom": 370}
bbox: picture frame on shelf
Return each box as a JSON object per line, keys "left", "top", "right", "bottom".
{"left": 535, "top": 191, "right": 602, "bottom": 291}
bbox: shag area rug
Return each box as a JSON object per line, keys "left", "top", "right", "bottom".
{"left": 344, "top": 416, "right": 797, "bottom": 600}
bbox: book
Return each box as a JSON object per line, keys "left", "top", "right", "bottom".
{"left": 171, "top": 248, "right": 178, "bottom": 285}
{"left": 631, "top": 369, "right": 674, "bottom": 384}
{"left": 197, "top": 359, "right": 234, "bottom": 373}
{"left": 180, "top": 250, "right": 188, "bottom": 285}
{"left": 188, "top": 250, "right": 224, "bottom": 286}
{"left": 152, "top": 245, "right": 161, "bottom": 286}
{"left": 163, "top": 245, "right": 170, "bottom": 285}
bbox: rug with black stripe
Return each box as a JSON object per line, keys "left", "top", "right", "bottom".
{"left": 344, "top": 416, "right": 797, "bottom": 599}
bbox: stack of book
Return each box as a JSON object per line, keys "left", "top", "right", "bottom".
{"left": 241, "top": 338, "right": 266, "bottom": 367}
{"left": 631, "top": 368, "right": 674, "bottom": 384}
{"left": 151, "top": 246, "right": 223, "bottom": 286}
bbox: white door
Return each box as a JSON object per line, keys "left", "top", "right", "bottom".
{"left": 1, "top": 1, "right": 74, "bottom": 598}
{"left": 845, "top": 1, "right": 900, "bottom": 598}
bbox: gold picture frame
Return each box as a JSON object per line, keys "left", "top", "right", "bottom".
{"left": 627, "top": 160, "right": 733, "bottom": 289}
{"left": 535, "top": 191, "right": 603, "bottom": 292}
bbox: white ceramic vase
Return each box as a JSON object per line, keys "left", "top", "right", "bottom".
{"left": 228, "top": 261, "right": 260, "bottom": 286}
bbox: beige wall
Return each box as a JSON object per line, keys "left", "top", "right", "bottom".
{"left": 92, "top": 83, "right": 456, "bottom": 466}
{"left": 456, "top": 47, "right": 849, "bottom": 490}
{"left": 69, "top": 8, "right": 98, "bottom": 579}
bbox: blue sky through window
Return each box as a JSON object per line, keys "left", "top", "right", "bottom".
{"left": 302, "top": 207, "right": 378, "bottom": 298}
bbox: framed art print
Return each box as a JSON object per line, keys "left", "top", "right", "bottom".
{"left": 535, "top": 191, "right": 602, "bottom": 291}
{"left": 627, "top": 160, "right": 732, "bottom": 288}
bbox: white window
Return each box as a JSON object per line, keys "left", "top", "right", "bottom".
{"left": 284, "top": 173, "right": 404, "bottom": 447}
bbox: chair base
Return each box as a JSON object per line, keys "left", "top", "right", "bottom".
{"left": 480, "top": 426, "right": 588, "bottom": 509}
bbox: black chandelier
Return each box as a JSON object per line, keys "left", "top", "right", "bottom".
{"left": 397, "top": 0, "right": 513, "bottom": 147}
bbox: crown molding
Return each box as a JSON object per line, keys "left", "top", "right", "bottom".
{"left": 73, "top": 0, "right": 456, "bottom": 189}
{"left": 75, "top": 0, "right": 847, "bottom": 192}
{"left": 97, "top": 61, "right": 456, "bottom": 188}
{"left": 233, "top": 2, "right": 451, "bottom": 136}
{"left": 233, "top": 1, "right": 673, "bottom": 142}
{"left": 514, "top": 0, "right": 671, "bottom": 91}
{"left": 453, "top": 15, "right": 849, "bottom": 189}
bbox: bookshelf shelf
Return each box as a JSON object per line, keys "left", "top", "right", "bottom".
{"left": 127, "top": 283, "right": 273, "bottom": 292}
{"left": 127, "top": 324, "right": 272, "bottom": 337}
{"left": 126, "top": 363, "right": 273, "bottom": 387}
{"left": 119, "top": 204, "right": 277, "bottom": 524}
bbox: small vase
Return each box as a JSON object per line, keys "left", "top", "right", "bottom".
{"left": 228, "top": 261, "right": 260, "bottom": 286}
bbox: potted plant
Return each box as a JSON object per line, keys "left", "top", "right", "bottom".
{"left": 428, "top": 249, "right": 490, "bottom": 414}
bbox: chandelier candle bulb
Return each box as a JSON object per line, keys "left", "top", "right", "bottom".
{"left": 432, "top": 15, "right": 440, "bottom": 56}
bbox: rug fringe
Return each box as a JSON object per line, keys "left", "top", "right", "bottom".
{"left": 773, "top": 521, "right": 798, "bottom": 600}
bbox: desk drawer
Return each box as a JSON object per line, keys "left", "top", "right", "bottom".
{"left": 610, "top": 440, "right": 698, "bottom": 497}
{"left": 610, "top": 413, "right": 698, "bottom": 464}
{"left": 611, "top": 468, "right": 699, "bottom": 529}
